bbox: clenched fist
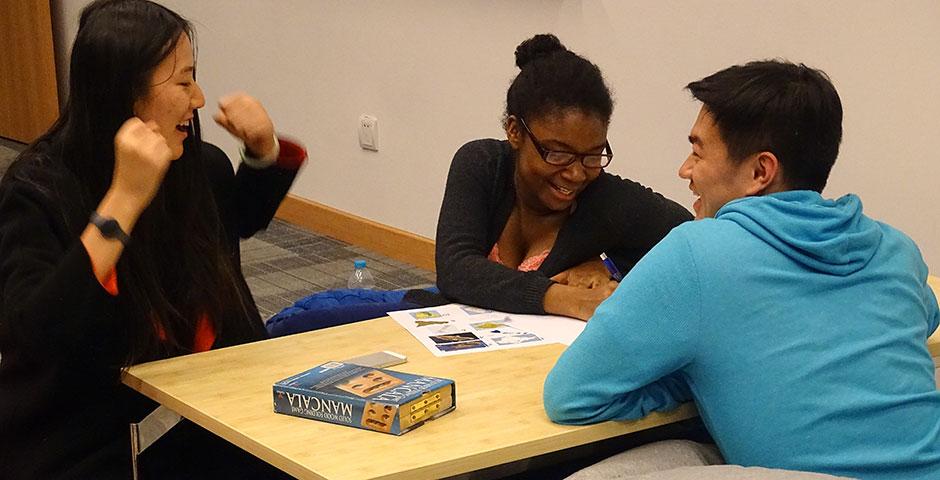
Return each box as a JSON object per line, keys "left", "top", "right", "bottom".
{"left": 213, "top": 93, "right": 276, "bottom": 158}
{"left": 112, "top": 117, "right": 175, "bottom": 211}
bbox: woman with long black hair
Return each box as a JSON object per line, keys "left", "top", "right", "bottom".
{"left": 0, "top": 0, "right": 304, "bottom": 477}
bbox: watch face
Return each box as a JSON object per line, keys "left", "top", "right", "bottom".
{"left": 90, "top": 212, "right": 129, "bottom": 243}
{"left": 99, "top": 219, "right": 120, "bottom": 237}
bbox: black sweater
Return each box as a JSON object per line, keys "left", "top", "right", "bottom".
{"left": 0, "top": 142, "right": 297, "bottom": 479}
{"left": 430, "top": 139, "right": 692, "bottom": 314}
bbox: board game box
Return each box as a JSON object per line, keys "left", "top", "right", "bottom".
{"left": 273, "top": 361, "right": 456, "bottom": 435}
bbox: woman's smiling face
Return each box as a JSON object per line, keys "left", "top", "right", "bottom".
{"left": 509, "top": 109, "right": 608, "bottom": 214}
{"left": 133, "top": 33, "right": 205, "bottom": 160}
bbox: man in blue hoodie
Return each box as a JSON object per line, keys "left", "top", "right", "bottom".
{"left": 543, "top": 60, "right": 940, "bottom": 479}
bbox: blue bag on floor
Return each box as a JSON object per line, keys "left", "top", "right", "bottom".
{"left": 265, "top": 287, "right": 437, "bottom": 337}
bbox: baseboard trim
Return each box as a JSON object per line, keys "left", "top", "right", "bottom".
{"left": 275, "top": 195, "right": 436, "bottom": 272}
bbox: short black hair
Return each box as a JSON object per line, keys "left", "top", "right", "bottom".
{"left": 686, "top": 60, "right": 843, "bottom": 192}
{"left": 505, "top": 34, "right": 613, "bottom": 126}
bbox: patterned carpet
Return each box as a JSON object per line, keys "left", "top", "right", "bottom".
{"left": 243, "top": 219, "right": 435, "bottom": 319}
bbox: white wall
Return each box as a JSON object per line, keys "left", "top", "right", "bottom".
{"left": 52, "top": 0, "right": 940, "bottom": 269}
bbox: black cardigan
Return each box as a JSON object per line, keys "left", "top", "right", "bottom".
{"left": 0, "top": 141, "right": 297, "bottom": 479}
{"left": 426, "top": 139, "right": 692, "bottom": 314}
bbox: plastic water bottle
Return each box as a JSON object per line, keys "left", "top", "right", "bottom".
{"left": 348, "top": 259, "right": 376, "bottom": 289}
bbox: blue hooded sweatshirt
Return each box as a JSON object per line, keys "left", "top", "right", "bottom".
{"left": 544, "top": 191, "right": 940, "bottom": 479}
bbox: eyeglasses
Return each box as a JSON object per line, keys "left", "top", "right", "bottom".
{"left": 519, "top": 117, "right": 613, "bottom": 168}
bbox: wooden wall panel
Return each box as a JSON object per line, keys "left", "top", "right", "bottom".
{"left": 0, "top": 0, "right": 59, "bottom": 143}
{"left": 276, "top": 195, "right": 436, "bottom": 271}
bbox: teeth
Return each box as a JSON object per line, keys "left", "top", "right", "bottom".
{"left": 553, "top": 184, "right": 573, "bottom": 195}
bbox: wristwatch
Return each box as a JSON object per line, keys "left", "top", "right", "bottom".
{"left": 89, "top": 211, "right": 130, "bottom": 245}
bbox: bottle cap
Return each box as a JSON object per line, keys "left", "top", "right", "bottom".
{"left": 354, "top": 259, "right": 367, "bottom": 269}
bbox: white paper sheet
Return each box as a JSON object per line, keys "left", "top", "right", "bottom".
{"left": 388, "top": 304, "right": 586, "bottom": 357}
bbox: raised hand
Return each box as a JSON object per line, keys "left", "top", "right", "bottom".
{"left": 213, "top": 92, "right": 276, "bottom": 158}
{"left": 81, "top": 117, "right": 175, "bottom": 276}
{"left": 112, "top": 117, "right": 175, "bottom": 212}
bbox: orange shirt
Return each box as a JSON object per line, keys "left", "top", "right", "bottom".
{"left": 487, "top": 243, "right": 550, "bottom": 272}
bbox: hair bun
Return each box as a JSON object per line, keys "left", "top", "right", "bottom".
{"left": 514, "top": 34, "right": 567, "bottom": 69}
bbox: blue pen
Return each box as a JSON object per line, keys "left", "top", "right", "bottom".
{"left": 599, "top": 252, "right": 623, "bottom": 281}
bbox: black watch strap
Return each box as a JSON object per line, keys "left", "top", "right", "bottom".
{"left": 89, "top": 211, "right": 130, "bottom": 245}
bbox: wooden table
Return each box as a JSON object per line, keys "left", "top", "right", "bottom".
{"left": 125, "top": 275, "right": 940, "bottom": 479}
{"left": 124, "top": 317, "right": 697, "bottom": 480}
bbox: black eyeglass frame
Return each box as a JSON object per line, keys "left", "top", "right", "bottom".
{"left": 518, "top": 117, "right": 613, "bottom": 168}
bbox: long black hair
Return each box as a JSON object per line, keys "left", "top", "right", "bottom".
{"left": 13, "top": 0, "right": 258, "bottom": 365}
{"left": 505, "top": 34, "right": 614, "bottom": 126}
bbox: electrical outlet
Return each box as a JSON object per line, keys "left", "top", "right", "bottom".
{"left": 358, "top": 114, "right": 378, "bottom": 151}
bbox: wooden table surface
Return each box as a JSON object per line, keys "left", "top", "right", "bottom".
{"left": 124, "top": 317, "right": 696, "bottom": 480}
{"left": 125, "top": 275, "right": 940, "bottom": 479}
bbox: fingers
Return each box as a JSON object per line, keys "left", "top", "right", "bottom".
{"left": 213, "top": 109, "right": 243, "bottom": 139}
{"left": 216, "top": 91, "right": 248, "bottom": 110}
{"left": 111, "top": 117, "right": 175, "bottom": 211}
{"left": 144, "top": 120, "right": 161, "bottom": 134}
{"left": 577, "top": 282, "right": 619, "bottom": 321}
{"left": 553, "top": 269, "right": 599, "bottom": 288}
{"left": 116, "top": 117, "right": 146, "bottom": 138}
{"left": 214, "top": 94, "right": 240, "bottom": 132}
{"left": 212, "top": 110, "right": 228, "bottom": 129}
{"left": 116, "top": 118, "right": 170, "bottom": 160}
{"left": 573, "top": 272, "right": 608, "bottom": 289}
{"left": 215, "top": 92, "right": 275, "bottom": 156}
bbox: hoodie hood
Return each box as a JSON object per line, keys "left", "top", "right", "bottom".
{"left": 715, "top": 190, "right": 882, "bottom": 276}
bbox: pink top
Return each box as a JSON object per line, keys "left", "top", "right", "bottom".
{"left": 488, "top": 243, "right": 549, "bottom": 272}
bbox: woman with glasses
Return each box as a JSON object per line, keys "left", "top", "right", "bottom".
{"left": 430, "top": 34, "right": 691, "bottom": 320}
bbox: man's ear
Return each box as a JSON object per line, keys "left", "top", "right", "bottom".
{"left": 745, "top": 151, "right": 783, "bottom": 195}
{"left": 506, "top": 115, "right": 524, "bottom": 149}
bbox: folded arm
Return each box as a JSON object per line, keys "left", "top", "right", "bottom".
{"left": 544, "top": 230, "right": 700, "bottom": 423}
{"left": 435, "top": 141, "right": 554, "bottom": 313}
